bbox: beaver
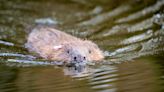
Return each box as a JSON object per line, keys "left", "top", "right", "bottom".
{"left": 25, "top": 26, "right": 104, "bottom": 64}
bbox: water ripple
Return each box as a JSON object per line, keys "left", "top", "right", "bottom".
{"left": 121, "top": 30, "right": 153, "bottom": 45}
{"left": 116, "top": 0, "right": 164, "bottom": 23}
{"left": 0, "top": 0, "right": 163, "bottom": 92}
{"left": 79, "top": 5, "right": 131, "bottom": 26}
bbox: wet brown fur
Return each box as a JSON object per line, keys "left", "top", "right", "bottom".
{"left": 26, "top": 26, "right": 104, "bottom": 63}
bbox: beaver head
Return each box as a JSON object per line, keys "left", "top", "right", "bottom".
{"left": 49, "top": 40, "right": 104, "bottom": 64}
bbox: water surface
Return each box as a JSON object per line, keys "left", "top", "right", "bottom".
{"left": 0, "top": 0, "right": 164, "bottom": 92}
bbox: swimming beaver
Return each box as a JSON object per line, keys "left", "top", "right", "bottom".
{"left": 25, "top": 26, "right": 104, "bottom": 64}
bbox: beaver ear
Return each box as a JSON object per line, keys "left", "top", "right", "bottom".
{"left": 53, "top": 45, "right": 63, "bottom": 50}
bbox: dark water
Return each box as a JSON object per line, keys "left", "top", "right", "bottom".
{"left": 0, "top": 0, "right": 164, "bottom": 92}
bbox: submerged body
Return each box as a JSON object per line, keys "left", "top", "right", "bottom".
{"left": 25, "top": 26, "right": 104, "bottom": 64}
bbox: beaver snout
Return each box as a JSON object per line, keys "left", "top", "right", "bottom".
{"left": 72, "top": 55, "right": 86, "bottom": 63}
{"left": 68, "top": 55, "right": 87, "bottom": 67}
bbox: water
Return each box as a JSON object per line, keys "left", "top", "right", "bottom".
{"left": 0, "top": 0, "right": 164, "bottom": 92}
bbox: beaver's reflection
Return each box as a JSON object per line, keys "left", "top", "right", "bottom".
{"left": 63, "top": 65, "right": 93, "bottom": 77}
{"left": 14, "top": 64, "right": 93, "bottom": 92}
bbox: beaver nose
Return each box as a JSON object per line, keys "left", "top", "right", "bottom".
{"left": 83, "top": 57, "right": 86, "bottom": 60}
{"left": 73, "top": 56, "right": 86, "bottom": 62}
{"left": 74, "top": 57, "right": 77, "bottom": 61}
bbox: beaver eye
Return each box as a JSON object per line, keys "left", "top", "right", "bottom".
{"left": 67, "top": 50, "right": 70, "bottom": 54}
{"left": 89, "top": 50, "right": 91, "bottom": 54}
